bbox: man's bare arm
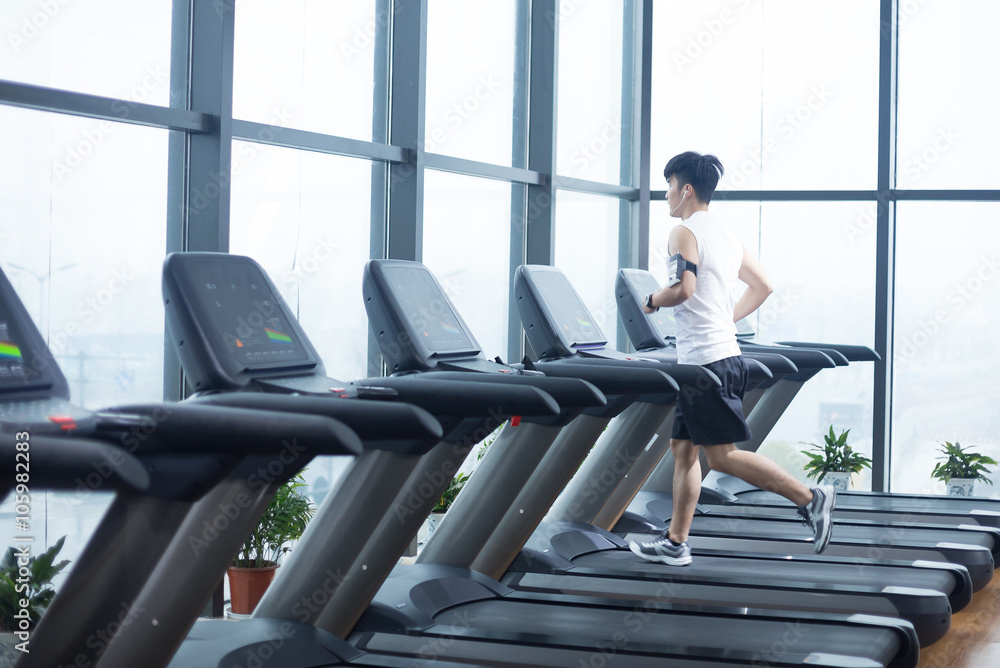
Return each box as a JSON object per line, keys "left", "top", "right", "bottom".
{"left": 733, "top": 246, "right": 773, "bottom": 322}
{"left": 644, "top": 225, "right": 698, "bottom": 312}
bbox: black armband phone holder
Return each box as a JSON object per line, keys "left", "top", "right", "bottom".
{"left": 667, "top": 253, "right": 698, "bottom": 287}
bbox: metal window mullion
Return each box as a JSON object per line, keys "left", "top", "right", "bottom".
{"left": 184, "top": 0, "right": 236, "bottom": 254}
{"left": 163, "top": 0, "right": 193, "bottom": 402}
{"left": 386, "top": 0, "right": 428, "bottom": 263}
{"left": 0, "top": 80, "right": 210, "bottom": 132}
{"left": 525, "top": 0, "right": 558, "bottom": 267}
{"left": 619, "top": 0, "right": 652, "bottom": 351}
{"left": 369, "top": 0, "right": 393, "bottom": 377}
{"left": 872, "top": 0, "right": 898, "bottom": 492}
{"left": 508, "top": 0, "right": 531, "bottom": 364}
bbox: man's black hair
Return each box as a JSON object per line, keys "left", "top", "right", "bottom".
{"left": 663, "top": 151, "right": 725, "bottom": 203}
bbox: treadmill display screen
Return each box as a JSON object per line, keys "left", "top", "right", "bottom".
{"left": 529, "top": 270, "right": 606, "bottom": 347}
{"left": 627, "top": 270, "right": 677, "bottom": 340}
{"left": 382, "top": 265, "right": 477, "bottom": 354}
{"left": 0, "top": 313, "right": 50, "bottom": 390}
{"left": 188, "top": 261, "right": 311, "bottom": 368}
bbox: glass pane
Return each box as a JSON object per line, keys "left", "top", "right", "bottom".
{"left": 892, "top": 203, "right": 1000, "bottom": 496}
{"left": 0, "top": 107, "right": 168, "bottom": 408}
{"left": 229, "top": 141, "right": 373, "bottom": 382}
{"left": 759, "top": 1, "right": 879, "bottom": 189}
{"left": 554, "top": 190, "right": 620, "bottom": 350}
{"left": 650, "top": 1, "right": 878, "bottom": 191}
{"left": 0, "top": 105, "right": 168, "bottom": 585}
{"left": 0, "top": 0, "right": 171, "bottom": 104}
{"left": 425, "top": 0, "right": 516, "bottom": 166}
{"left": 756, "top": 202, "right": 878, "bottom": 490}
{"left": 233, "top": 1, "right": 378, "bottom": 141}
{"left": 897, "top": 1, "right": 1000, "bottom": 189}
{"left": 423, "top": 170, "right": 511, "bottom": 360}
{"left": 556, "top": 1, "right": 624, "bottom": 184}
{"left": 650, "top": 1, "right": 763, "bottom": 190}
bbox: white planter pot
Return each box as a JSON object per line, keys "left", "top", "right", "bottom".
{"left": 418, "top": 512, "right": 448, "bottom": 548}
{"left": 822, "top": 472, "right": 852, "bottom": 492}
{"left": 947, "top": 478, "right": 977, "bottom": 497}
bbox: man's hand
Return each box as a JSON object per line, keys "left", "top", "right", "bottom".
{"left": 734, "top": 246, "right": 773, "bottom": 322}
{"left": 643, "top": 293, "right": 658, "bottom": 314}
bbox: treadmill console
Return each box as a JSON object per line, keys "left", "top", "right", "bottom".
{"left": 0, "top": 268, "right": 69, "bottom": 400}
{"left": 162, "top": 253, "right": 324, "bottom": 390}
{"left": 513, "top": 265, "right": 606, "bottom": 359}
{"left": 615, "top": 268, "right": 677, "bottom": 350}
{"left": 0, "top": 267, "right": 94, "bottom": 434}
{"left": 363, "top": 259, "right": 483, "bottom": 373}
{"left": 735, "top": 317, "right": 756, "bottom": 338}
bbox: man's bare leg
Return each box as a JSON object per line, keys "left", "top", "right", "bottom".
{"left": 703, "top": 443, "right": 813, "bottom": 506}
{"left": 669, "top": 438, "right": 702, "bottom": 543}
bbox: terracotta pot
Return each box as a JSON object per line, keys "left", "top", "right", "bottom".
{"left": 227, "top": 562, "right": 279, "bottom": 615}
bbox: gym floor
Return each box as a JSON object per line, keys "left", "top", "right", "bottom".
{"left": 918, "top": 575, "right": 1000, "bottom": 667}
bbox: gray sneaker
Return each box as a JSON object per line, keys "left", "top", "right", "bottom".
{"left": 629, "top": 534, "right": 692, "bottom": 566}
{"left": 798, "top": 484, "right": 836, "bottom": 553}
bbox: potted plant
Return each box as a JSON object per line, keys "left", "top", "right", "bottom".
{"left": 1, "top": 537, "right": 69, "bottom": 667}
{"left": 931, "top": 441, "right": 997, "bottom": 497}
{"left": 801, "top": 426, "right": 872, "bottom": 491}
{"left": 420, "top": 424, "right": 505, "bottom": 547}
{"left": 228, "top": 474, "right": 314, "bottom": 616}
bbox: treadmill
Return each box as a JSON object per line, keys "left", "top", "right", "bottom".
{"left": 484, "top": 264, "right": 968, "bottom": 645}
{"left": 346, "top": 259, "right": 922, "bottom": 667}
{"left": 0, "top": 267, "right": 370, "bottom": 668}
{"left": 616, "top": 267, "right": 1000, "bottom": 528}
{"left": 610, "top": 268, "right": 999, "bottom": 588}
{"left": 92, "top": 252, "right": 575, "bottom": 668}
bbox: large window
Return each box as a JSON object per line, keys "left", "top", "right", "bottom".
{"left": 650, "top": 1, "right": 879, "bottom": 190}
{"left": 425, "top": 0, "right": 517, "bottom": 166}
{"left": 556, "top": 0, "right": 625, "bottom": 184}
{"left": 896, "top": 1, "right": 1000, "bottom": 189}
{"left": 233, "top": 1, "right": 380, "bottom": 140}
{"left": 0, "top": 0, "right": 171, "bottom": 103}
{"left": 755, "top": 202, "right": 877, "bottom": 488}
{"left": 892, "top": 203, "right": 1000, "bottom": 496}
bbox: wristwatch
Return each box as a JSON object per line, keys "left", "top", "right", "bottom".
{"left": 644, "top": 293, "right": 658, "bottom": 312}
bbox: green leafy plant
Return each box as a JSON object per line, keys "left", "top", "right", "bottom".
{"left": 432, "top": 472, "right": 469, "bottom": 513}
{"left": 931, "top": 441, "right": 997, "bottom": 485}
{"left": 801, "top": 426, "right": 872, "bottom": 482}
{"left": 233, "top": 475, "right": 315, "bottom": 569}
{"left": 432, "top": 422, "right": 505, "bottom": 513}
{"left": 0, "top": 536, "right": 70, "bottom": 631}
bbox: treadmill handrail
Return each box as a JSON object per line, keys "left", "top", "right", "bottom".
{"left": 395, "top": 370, "right": 607, "bottom": 409}
{"left": 529, "top": 360, "right": 680, "bottom": 395}
{"left": 188, "top": 392, "right": 444, "bottom": 451}
{"left": 99, "top": 402, "right": 363, "bottom": 456}
{"left": 775, "top": 340, "right": 881, "bottom": 362}
{"left": 738, "top": 342, "right": 837, "bottom": 369}
{"left": 353, "top": 376, "right": 566, "bottom": 417}
{"left": 0, "top": 435, "right": 150, "bottom": 493}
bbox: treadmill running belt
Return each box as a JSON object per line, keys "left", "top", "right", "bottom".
{"left": 434, "top": 600, "right": 903, "bottom": 666}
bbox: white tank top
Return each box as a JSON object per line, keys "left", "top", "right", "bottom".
{"left": 672, "top": 210, "right": 743, "bottom": 365}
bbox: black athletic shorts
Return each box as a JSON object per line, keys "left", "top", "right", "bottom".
{"left": 671, "top": 354, "right": 753, "bottom": 446}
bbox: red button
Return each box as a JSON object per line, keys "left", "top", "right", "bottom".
{"left": 48, "top": 415, "right": 77, "bottom": 430}
{"left": 511, "top": 416, "right": 521, "bottom": 427}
